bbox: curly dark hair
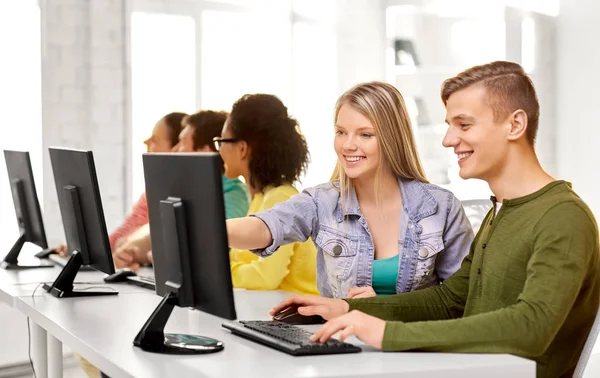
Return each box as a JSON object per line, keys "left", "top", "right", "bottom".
{"left": 183, "top": 110, "right": 228, "bottom": 151}
{"left": 161, "top": 112, "right": 187, "bottom": 147}
{"left": 228, "top": 94, "right": 309, "bottom": 192}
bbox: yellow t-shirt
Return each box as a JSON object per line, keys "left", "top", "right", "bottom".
{"left": 229, "top": 185, "right": 318, "bottom": 295}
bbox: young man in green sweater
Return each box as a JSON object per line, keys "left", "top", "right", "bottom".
{"left": 271, "top": 61, "right": 600, "bottom": 378}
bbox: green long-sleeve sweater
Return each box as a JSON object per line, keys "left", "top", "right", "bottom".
{"left": 346, "top": 181, "right": 600, "bottom": 378}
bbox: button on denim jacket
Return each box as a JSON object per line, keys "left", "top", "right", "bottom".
{"left": 252, "top": 178, "right": 474, "bottom": 298}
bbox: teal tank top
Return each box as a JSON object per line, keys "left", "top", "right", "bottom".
{"left": 372, "top": 254, "right": 400, "bottom": 295}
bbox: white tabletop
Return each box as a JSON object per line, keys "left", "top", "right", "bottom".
{"left": 15, "top": 289, "right": 536, "bottom": 378}
{"left": 0, "top": 264, "right": 153, "bottom": 306}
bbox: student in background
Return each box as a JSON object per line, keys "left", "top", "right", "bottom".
{"left": 176, "top": 110, "right": 251, "bottom": 219}
{"left": 212, "top": 93, "right": 319, "bottom": 295}
{"left": 113, "top": 110, "right": 250, "bottom": 269}
{"left": 225, "top": 82, "right": 473, "bottom": 299}
{"left": 270, "top": 62, "right": 599, "bottom": 378}
{"left": 109, "top": 112, "right": 187, "bottom": 251}
{"left": 53, "top": 112, "right": 187, "bottom": 257}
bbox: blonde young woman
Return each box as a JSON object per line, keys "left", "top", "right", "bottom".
{"left": 226, "top": 82, "right": 474, "bottom": 298}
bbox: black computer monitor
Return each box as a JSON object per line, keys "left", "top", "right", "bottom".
{"left": 44, "top": 147, "right": 117, "bottom": 298}
{"left": 2, "top": 150, "right": 54, "bottom": 270}
{"left": 134, "top": 152, "right": 236, "bottom": 355}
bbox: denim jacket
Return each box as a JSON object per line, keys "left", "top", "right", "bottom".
{"left": 252, "top": 178, "right": 474, "bottom": 298}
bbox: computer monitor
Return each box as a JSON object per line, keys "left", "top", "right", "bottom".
{"left": 2, "top": 150, "right": 54, "bottom": 270}
{"left": 134, "top": 152, "right": 235, "bottom": 355}
{"left": 44, "top": 147, "right": 117, "bottom": 298}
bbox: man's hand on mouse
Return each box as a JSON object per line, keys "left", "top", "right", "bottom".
{"left": 310, "top": 310, "right": 386, "bottom": 349}
{"left": 270, "top": 296, "right": 349, "bottom": 320}
{"left": 347, "top": 286, "right": 377, "bottom": 298}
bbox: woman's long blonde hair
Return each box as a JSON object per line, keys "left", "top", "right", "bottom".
{"left": 330, "top": 81, "right": 428, "bottom": 212}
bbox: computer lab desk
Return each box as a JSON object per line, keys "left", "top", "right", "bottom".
{"left": 0, "top": 264, "right": 151, "bottom": 378}
{"left": 11, "top": 286, "right": 536, "bottom": 378}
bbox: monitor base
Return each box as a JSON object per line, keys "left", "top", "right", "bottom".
{"left": 2, "top": 234, "right": 54, "bottom": 270}
{"left": 42, "top": 283, "right": 118, "bottom": 298}
{"left": 134, "top": 292, "right": 225, "bottom": 355}
{"left": 139, "top": 333, "right": 224, "bottom": 355}
{"left": 42, "top": 251, "right": 118, "bottom": 298}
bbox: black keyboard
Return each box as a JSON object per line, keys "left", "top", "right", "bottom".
{"left": 48, "top": 254, "right": 94, "bottom": 272}
{"left": 126, "top": 275, "right": 155, "bottom": 291}
{"left": 222, "top": 320, "right": 361, "bottom": 356}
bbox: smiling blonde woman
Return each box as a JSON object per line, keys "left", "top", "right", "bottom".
{"left": 225, "top": 81, "right": 474, "bottom": 298}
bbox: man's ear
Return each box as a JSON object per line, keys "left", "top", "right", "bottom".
{"left": 507, "top": 109, "right": 528, "bottom": 141}
{"left": 239, "top": 140, "right": 250, "bottom": 160}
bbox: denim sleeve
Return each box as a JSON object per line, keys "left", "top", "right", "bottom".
{"left": 250, "top": 188, "right": 319, "bottom": 257}
{"left": 437, "top": 194, "right": 474, "bottom": 281}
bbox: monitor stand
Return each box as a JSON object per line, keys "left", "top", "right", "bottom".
{"left": 1, "top": 233, "right": 54, "bottom": 270}
{"left": 133, "top": 291, "right": 224, "bottom": 354}
{"left": 42, "top": 251, "right": 118, "bottom": 298}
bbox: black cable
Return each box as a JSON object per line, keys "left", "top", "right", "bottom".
{"left": 27, "top": 282, "right": 44, "bottom": 378}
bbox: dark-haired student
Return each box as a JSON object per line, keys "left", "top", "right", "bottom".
{"left": 113, "top": 110, "right": 250, "bottom": 269}
{"left": 53, "top": 112, "right": 187, "bottom": 257}
{"left": 213, "top": 93, "right": 319, "bottom": 295}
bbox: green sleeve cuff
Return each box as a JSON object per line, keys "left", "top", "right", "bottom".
{"left": 344, "top": 298, "right": 356, "bottom": 311}
{"left": 381, "top": 321, "right": 405, "bottom": 351}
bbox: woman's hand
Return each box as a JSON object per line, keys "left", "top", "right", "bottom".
{"left": 347, "top": 286, "right": 377, "bottom": 298}
{"left": 270, "top": 296, "right": 350, "bottom": 320}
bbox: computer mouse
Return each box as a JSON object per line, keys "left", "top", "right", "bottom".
{"left": 34, "top": 248, "right": 57, "bottom": 259}
{"left": 103, "top": 269, "right": 137, "bottom": 283}
{"left": 272, "top": 305, "right": 325, "bottom": 325}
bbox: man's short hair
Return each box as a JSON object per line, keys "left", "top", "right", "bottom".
{"left": 441, "top": 61, "right": 540, "bottom": 145}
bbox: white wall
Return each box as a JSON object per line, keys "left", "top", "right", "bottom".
{"left": 40, "top": 0, "right": 129, "bottom": 246}
{"left": 38, "top": 0, "right": 387, "bottom": 245}
{"left": 336, "top": 0, "right": 386, "bottom": 92}
{"left": 557, "top": 0, "right": 600, "bottom": 218}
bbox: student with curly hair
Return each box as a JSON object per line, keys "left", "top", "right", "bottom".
{"left": 213, "top": 93, "right": 319, "bottom": 295}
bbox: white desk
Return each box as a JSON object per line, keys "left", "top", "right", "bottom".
{"left": 0, "top": 264, "right": 153, "bottom": 378}
{"left": 15, "top": 289, "right": 536, "bottom": 378}
{"left": 0, "top": 264, "right": 149, "bottom": 305}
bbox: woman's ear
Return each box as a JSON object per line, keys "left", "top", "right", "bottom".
{"left": 239, "top": 140, "right": 250, "bottom": 160}
{"left": 507, "top": 109, "right": 528, "bottom": 141}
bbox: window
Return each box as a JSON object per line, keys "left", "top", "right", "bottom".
{"left": 200, "top": 10, "right": 292, "bottom": 111}
{"left": 522, "top": 17, "right": 536, "bottom": 73}
{"left": 293, "top": 0, "right": 335, "bottom": 22}
{"left": 292, "top": 23, "right": 337, "bottom": 188}
{"left": 130, "top": 12, "right": 196, "bottom": 203}
{"left": 451, "top": 20, "right": 506, "bottom": 66}
{"left": 0, "top": 0, "right": 42, "bottom": 249}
